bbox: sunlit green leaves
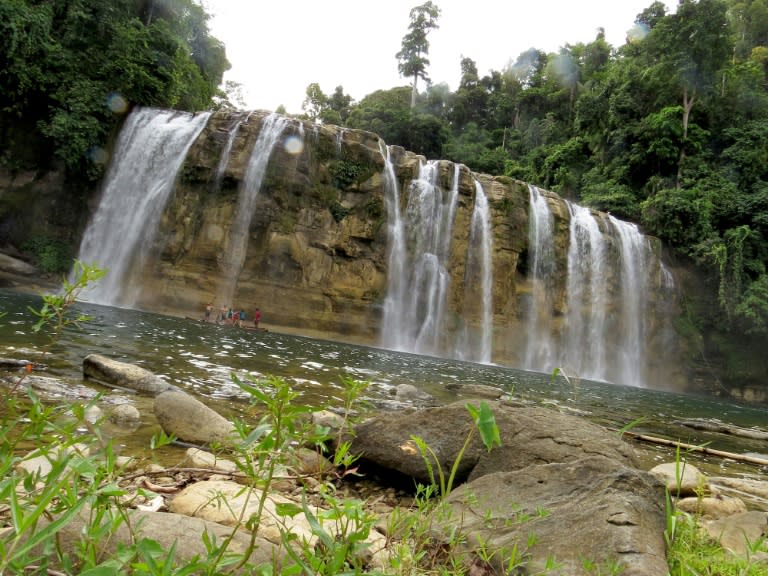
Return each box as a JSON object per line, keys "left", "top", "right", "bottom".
{"left": 466, "top": 402, "right": 501, "bottom": 452}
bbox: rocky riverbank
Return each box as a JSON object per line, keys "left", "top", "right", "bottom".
{"left": 3, "top": 352, "right": 767, "bottom": 574}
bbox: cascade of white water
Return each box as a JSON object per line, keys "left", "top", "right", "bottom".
{"left": 523, "top": 201, "right": 670, "bottom": 388}
{"left": 77, "top": 107, "right": 210, "bottom": 306}
{"left": 212, "top": 111, "right": 249, "bottom": 192}
{"left": 380, "top": 156, "right": 461, "bottom": 355}
{"left": 216, "top": 113, "right": 291, "bottom": 307}
{"left": 459, "top": 179, "right": 494, "bottom": 363}
{"left": 522, "top": 185, "right": 557, "bottom": 370}
{"left": 379, "top": 143, "right": 408, "bottom": 349}
{"left": 562, "top": 202, "right": 610, "bottom": 380}
{"left": 609, "top": 216, "right": 651, "bottom": 388}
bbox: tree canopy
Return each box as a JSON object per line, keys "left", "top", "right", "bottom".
{"left": 0, "top": 0, "right": 229, "bottom": 178}
{"left": 307, "top": 0, "right": 768, "bottom": 378}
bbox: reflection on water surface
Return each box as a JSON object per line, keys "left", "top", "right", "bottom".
{"left": 1, "top": 290, "right": 767, "bottom": 476}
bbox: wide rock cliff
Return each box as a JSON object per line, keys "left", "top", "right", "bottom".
{"left": 82, "top": 108, "right": 681, "bottom": 391}
{"left": 1, "top": 107, "right": 702, "bottom": 393}
{"left": 135, "top": 111, "right": 529, "bottom": 343}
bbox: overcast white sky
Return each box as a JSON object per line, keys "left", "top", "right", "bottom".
{"left": 202, "top": 0, "right": 676, "bottom": 114}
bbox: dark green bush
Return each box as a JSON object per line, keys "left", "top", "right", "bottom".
{"left": 21, "top": 237, "right": 72, "bottom": 273}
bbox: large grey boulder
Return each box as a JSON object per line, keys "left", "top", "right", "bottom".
{"left": 83, "top": 354, "right": 172, "bottom": 395}
{"left": 154, "top": 389, "right": 236, "bottom": 445}
{"left": 348, "top": 400, "right": 637, "bottom": 485}
{"left": 0, "top": 253, "right": 37, "bottom": 276}
{"left": 22, "top": 508, "right": 280, "bottom": 572}
{"left": 436, "top": 455, "right": 668, "bottom": 575}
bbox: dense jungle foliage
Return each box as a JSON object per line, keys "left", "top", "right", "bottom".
{"left": 307, "top": 0, "right": 768, "bottom": 363}
{"left": 0, "top": 0, "right": 229, "bottom": 178}
{"left": 1, "top": 0, "right": 766, "bottom": 385}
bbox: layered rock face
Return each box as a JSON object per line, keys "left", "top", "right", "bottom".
{"left": 133, "top": 111, "right": 528, "bottom": 346}
{"left": 100, "top": 108, "right": 683, "bottom": 388}
{"left": 139, "top": 112, "right": 405, "bottom": 340}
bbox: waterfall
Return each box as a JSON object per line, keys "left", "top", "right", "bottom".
{"left": 522, "top": 185, "right": 557, "bottom": 370}
{"left": 77, "top": 107, "right": 210, "bottom": 306}
{"left": 380, "top": 155, "right": 460, "bottom": 356}
{"left": 561, "top": 202, "right": 610, "bottom": 380}
{"left": 211, "top": 111, "right": 249, "bottom": 192}
{"left": 457, "top": 180, "right": 494, "bottom": 363}
{"left": 521, "top": 188, "right": 674, "bottom": 387}
{"left": 379, "top": 143, "right": 408, "bottom": 349}
{"left": 215, "top": 113, "right": 291, "bottom": 308}
{"left": 610, "top": 216, "right": 651, "bottom": 389}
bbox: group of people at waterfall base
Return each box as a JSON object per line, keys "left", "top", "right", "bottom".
{"left": 203, "top": 303, "right": 261, "bottom": 328}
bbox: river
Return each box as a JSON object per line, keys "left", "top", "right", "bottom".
{"left": 1, "top": 289, "right": 766, "bottom": 480}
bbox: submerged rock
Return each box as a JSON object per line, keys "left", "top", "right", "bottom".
{"left": 83, "top": 353, "right": 172, "bottom": 395}
{"left": 108, "top": 403, "right": 141, "bottom": 427}
{"left": 1, "top": 373, "right": 98, "bottom": 401}
{"left": 0, "top": 357, "right": 46, "bottom": 370}
{"left": 393, "top": 383, "right": 435, "bottom": 406}
{"left": 180, "top": 447, "right": 238, "bottom": 473}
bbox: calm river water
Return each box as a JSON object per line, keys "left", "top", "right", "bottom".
{"left": 1, "top": 289, "right": 767, "bottom": 477}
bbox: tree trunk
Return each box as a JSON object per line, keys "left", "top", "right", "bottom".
{"left": 676, "top": 86, "right": 696, "bottom": 188}
{"left": 410, "top": 77, "right": 418, "bottom": 109}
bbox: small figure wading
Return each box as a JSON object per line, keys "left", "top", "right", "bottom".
{"left": 254, "top": 308, "right": 261, "bottom": 329}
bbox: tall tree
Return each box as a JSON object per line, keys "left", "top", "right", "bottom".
{"left": 450, "top": 57, "right": 489, "bottom": 128}
{"left": 302, "top": 83, "right": 328, "bottom": 122}
{"left": 644, "top": 0, "right": 731, "bottom": 186}
{"left": 396, "top": 1, "right": 441, "bottom": 108}
{"left": 0, "top": 0, "right": 229, "bottom": 176}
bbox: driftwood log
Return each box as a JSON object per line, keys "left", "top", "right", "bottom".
{"left": 620, "top": 430, "right": 768, "bottom": 467}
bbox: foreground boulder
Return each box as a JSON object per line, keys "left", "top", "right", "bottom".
{"left": 83, "top": 354, "right": 172, "bottom": 395}
{"left": 435, "top": 455, "right": 668, "bottom": 575}
{"left": 26, "top": 508, "right": 280, "bottom": 573}
{"left": 348, "top": 400, "right": 637, "bottom": 484}
{"left": 154, "top": 389, "right": 236, "bottom": 445}
{"left": 702, "top": 511, "right": 768, "bottom": 562}
{"left": 169, "top": 479, "right": 388, "bottom": 567}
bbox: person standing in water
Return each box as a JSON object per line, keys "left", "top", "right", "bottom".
{"left": 253, "top": 308, "right": 261, "bottom": 328}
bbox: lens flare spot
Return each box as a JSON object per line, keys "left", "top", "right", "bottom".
{"left": 106, "top": 93, "right": 128, "bottom": 114}
{"left": 551, "top": 53, "right": 578, "bottom": 88}
{"left": 284, "top": 135, "right": 304, "bottom": 155}
{"left": 627, "top": 23, "right": 649, "bottom": 43}
{"left": 89, "top": 146, "right": 109, "bottom": 165}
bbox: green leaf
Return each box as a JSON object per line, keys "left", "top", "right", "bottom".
{"left": 78, "top": 565, "right": 121, "bottom": 576}
{"left": 275, "top": 502, "right": 303, "bottom": 518}
{"left": 468, "top": 402, "right": 501, "bottom": 451}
